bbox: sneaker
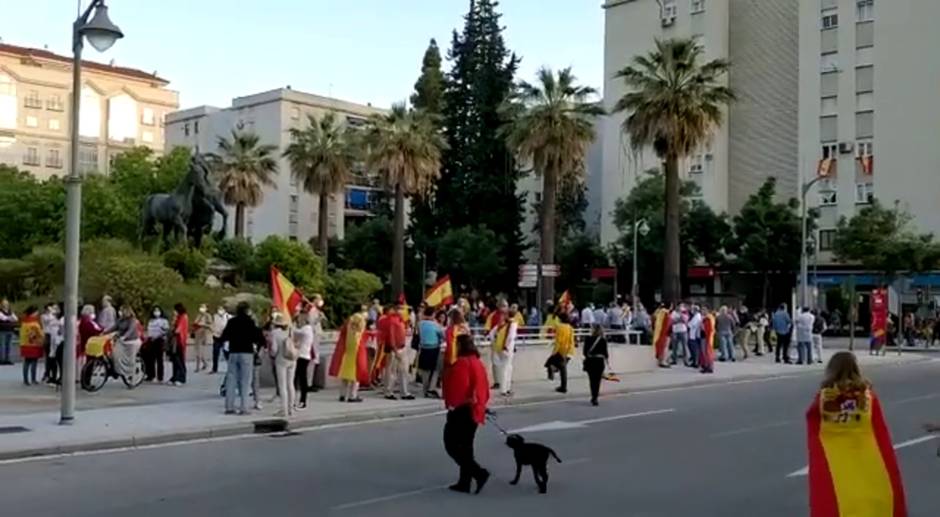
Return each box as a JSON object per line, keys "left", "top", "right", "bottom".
{"left": 224, "top": 410, "right": 236, "bottom": 415}
{"left": 474, "top": 469, "right": 490, "bottom": 494}
{"left": 347, "top": 397, "right": 364, "bottom": 403}
{"left": 254, "top": 402, "right": 263, "bottom": 411}
{"left": 173, "top": 381, "right": 184, "bottom": 387}
{"left": 385, "top": 395, "right": 398, "bottom": 401}
{"left": 555, "top": 387, "right": 567, "bottom": 394}
{"left": 295, "top": 402, "right": 307, "bottom": 410}
{"left": 339, "top": 396, "right": 346, "bottom": 402}
{"left": 401, "top": 394, "right": 416, "bottom": 401}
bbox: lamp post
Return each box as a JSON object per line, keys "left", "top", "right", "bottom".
{"left": 800, "top": 175, "right": 823, "bottom": 312}
{"left": 61, "top": 0, "right": 123, "bottom": 425}
{"left": 631, "top": 217, "right": 650, "bottom": 305}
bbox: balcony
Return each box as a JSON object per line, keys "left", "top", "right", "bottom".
{"left": 345, "top": 185, "right": 380, "bottom": 217}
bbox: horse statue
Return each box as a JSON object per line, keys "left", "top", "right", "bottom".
{"left": 187, "top": 153, "right": 228, "bottom": 248}
{"left": 140, "top": 154, "right": 213, "bottom": 247}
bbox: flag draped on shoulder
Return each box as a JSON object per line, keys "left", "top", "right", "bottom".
{"left": 807, "top": 385, "right": 907, "bottom": 517}
{"left": 424, "top": 275, "right": 454, "bottom": 308}
{"left": 270, "top": 267, "right": 304, "bottom": 317}
{"left": 652, "top": 308, "right": 671, "bottom": 362}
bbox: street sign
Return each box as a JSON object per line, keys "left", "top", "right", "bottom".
{"left": 518, "top": 277, "right": 537, "bottom": 288}
{"left": 519, "top": 264, "right": 560, "bottom": 277}
{"left": 542, "top": 264, "right": 560, "bottom": 277}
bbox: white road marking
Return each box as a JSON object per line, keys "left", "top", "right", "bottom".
{"left": 509, "top": 409, "right": 675, "bottom": 434}
{"left": 786, "top": 434, "right": 940, "bottom": 478}
{"left": 331, "top": 484, "right": 450, "bottom": 510}
{"left": 893, "top": 392, "right": 940, "bottom": 405}
{"left": 710, "top": 420, "right": 791, "bottom": 439}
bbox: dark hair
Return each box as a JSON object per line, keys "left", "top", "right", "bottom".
{"left": 449, "top": 308, "right": 465, "bottom": 325}
{"left": 24, "top": 305, "right": 38, "bottom": 316}
{"left": 151, "top": 305, "right": 164, "bottom": 317}
{"left": 423, "top": 306, "right": 435, "bottom": 318}
{"left": 557, "top": 312, "right": 569, "bottom": 324}
{"left": 236, "top": 302, "right": 251, "bottom": 316}
{"left": 174, "top": 303, "right": 187, "bottom": 316}
{"left": 456, "top": 334, "right": 479, "bottom": 358}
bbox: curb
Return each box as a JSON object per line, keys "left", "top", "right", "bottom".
{"left": 0, "top": 354, "right": 928, "bottom": 462}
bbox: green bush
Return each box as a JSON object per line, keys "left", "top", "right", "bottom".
{"left": 0, "top": 259, "right": 32, "bottom": 300}
{"left": 216, "top": 238, "right": 255, "bottom": 274}
{"left": 81, "top": 255, "right": 183, "bottom": 314}
{"left": 163, "top": 246, "right": 208, "bottom": 281}
{"left": 22, "top": 245, "right": 65, "bottom": 297}
{"left": 250, "top": 236, "right": 326, "bottom": 295}
{"left": 325, "top": 269, "right": 382, "bottom": 328}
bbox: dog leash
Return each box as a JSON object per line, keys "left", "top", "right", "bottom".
{"left": 485, "top": 410, "right": 510, "bottom": 436}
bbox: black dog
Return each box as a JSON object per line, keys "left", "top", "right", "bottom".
{"left": 506, "top": 434, "right": 561, "bottom": 494}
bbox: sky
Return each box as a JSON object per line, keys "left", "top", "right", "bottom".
{"left": 1, "top": 0, "right": 604, "bottom": 110}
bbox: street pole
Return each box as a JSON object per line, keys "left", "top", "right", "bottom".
{"left": 632, "top": 217, "right": 639, "bottom": 305}
{"left": 800, "top": 176, "right": 821, "bottom": 311}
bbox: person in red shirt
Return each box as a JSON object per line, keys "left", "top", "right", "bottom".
{"left": 442, "top": 334, "right": 491, "bottom": 494}
{"left": 382, "top": 304, "right": 413, "bottom": 400}
{"left": 168, "top": 303, "right": 189, "bottom": 386}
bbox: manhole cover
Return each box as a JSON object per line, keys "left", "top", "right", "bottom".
{"left": 0, "top": 426, "right": 30, "bottom": 434}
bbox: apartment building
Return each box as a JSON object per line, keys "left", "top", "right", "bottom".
{"left": 166, "top": 87, "right": 386, "bottom": 244}
{"left": 599, "top": 0, "right": 799, "bottom": 245}
{"left": 0, "top": 43, "right": 178, "bottom": 178}
{"left": 801, "top": 0, "right": 940, "bottom": 263}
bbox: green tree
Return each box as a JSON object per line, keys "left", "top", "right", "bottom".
{"left": 215, "top": 238, "right": 255, "bottom": 280}
{"left": 332, "top": 216, "right": 394, "bottom": 281}
{"left": 0, "top": 165, "right": 65, "bottom": 258}
{"left": 434, "top": 0, "right": 524, "bottom": 293}
{"left": 732, "top": 177, "right": 806, "bottom": 308}
{"left": 436, "top": 226, "right": 505, "bottom": 292}
{"left": 364, "top": 104, "right": 445, "bottom": 297}
{"left": 613, "top": 38, "right": 735, "bottom": 302}
{"left": 325, "top": 269, "right": 383, "bottom": 326}
{"left": 833, "top": 201, "right": 940, "bottom": 281}
{"left": 556, "top": 234, "right": 608, "bottom": 295}
{"left": 284, "top": 112, "right": 356, "bottom": 261}
{"left": 162, "top": 246, "right": 208, "bottom": 281}
{"left": 250, "top": 236, "right": 326, "bottom": 295}
{"left": 502, "top": 67, "right": 603, "bottom": 298}
{"left": 212, "top": 131, "right": 279, "bottom": 238}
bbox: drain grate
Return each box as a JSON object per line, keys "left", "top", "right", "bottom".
{"left": 0, "top": 426, "right": 30, "bottom": 434}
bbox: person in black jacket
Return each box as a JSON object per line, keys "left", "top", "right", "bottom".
{"left": 583, "top": 324, "right": 610, "bottom": 406}
{"left": 221, "top": 302, "right": 265, "bottom": 415}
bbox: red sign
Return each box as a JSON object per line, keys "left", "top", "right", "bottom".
{"left": 591, "top": 268, "right": 617, "bottom": 279}
{"left": 687, "top": 266, "right": 716, "bottom": 279}
{"left": 870, "top": 288, "right": 888, "bottom": 346}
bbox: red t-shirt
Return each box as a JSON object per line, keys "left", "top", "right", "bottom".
{"left": 443, "top": 355, "right": 490, "bottom": 424}
{"left": 378, "top": 313, "right": 406, "bottom": 350}
{"left": 174, "top": 313, "right": 189, "bottom": 348}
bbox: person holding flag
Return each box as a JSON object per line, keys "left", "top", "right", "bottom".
{"left": 806, "top": 352, "right": 907, "bottom": 517}
{"left": 425, "top": 276, "right": 454, "bottom": 309}
{"left": 328, "top": 312, "right": 370, "bottom": 403}
{"left": 487, "top": 304, "right": 518, "bottom": 396}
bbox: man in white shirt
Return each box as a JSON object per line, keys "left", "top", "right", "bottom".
{"left": 795, "top": 307, "right": 816, "bottom": 365}
{"left": 687, "top": 305, "right": 704, "bottom": 367}
{"left": 670, "top": 304, "right": 690, "bottom": 365}
{"left": 487, "top": 306, "right": 518, "bottom": 396}
{"left": 593, "top": 306, "right": 608, "bottom": 328}
{"left": 210, "top": 306, "right": 230, "bottom": 374}
{"left": 580, "top": 303, "right": 595, "bottom": 329}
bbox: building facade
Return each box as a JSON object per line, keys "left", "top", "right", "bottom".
{"left": 800, "top": 0, "right": 940, "bottom": 263}
{"left": 166, "top": 88, "right": 386, "bottom": 244}
{"left": 599, "top": 0, "right": 799, "bottom": 245}
{"left": 0, "top": 43, "right": 178, "bottom": 179}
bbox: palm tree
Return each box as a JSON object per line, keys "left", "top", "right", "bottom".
{"left": 364, "top": 104, "right": 445, "bottom": 297}
{"left": 213, "top": 131, "right": 279, "bottom": 238}
{"left": 502, "top": 66, "right": 604, "bottom": 299}
{"left": 284, "top": 111, "right": 356, "bottom": 261}
{"left": 613, "top": 38, "right": 734, "bottom": 302}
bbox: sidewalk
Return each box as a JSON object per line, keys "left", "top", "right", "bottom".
{"left": 0, "top": 351, "right": 927, "bottom": 461}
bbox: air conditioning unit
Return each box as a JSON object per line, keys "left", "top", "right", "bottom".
{"left": 839, "top": 142, "right": 855, "bottom": 154}
{"left": 704, "top": 152, "right": 714, "bottom": 161}
{"left": 661, "top": 15, "right": 676, "bottom": 27}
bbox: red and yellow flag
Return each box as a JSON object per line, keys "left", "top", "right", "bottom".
{"left": 701, "top": 312, "right": 716, "bottom": 365}
{"left": 818, "top": 158, "right": 835, "bottom": 177}
{"left": 652, "top": 308, "right": 671, "bottom": 362}
{"left": 270, "top": 267, "right": 304, "bottom": 317}
{"left": 558, "top": 290, "right": 571, "bottom": 308}
{"left": 859, "top": 155, "right": 874, "bottom": 175}
{"left": 807, "top": 386, "right": 907, "bottom": 517}
{"left": 424, "top": 275, "right": 454, "bottom": 308}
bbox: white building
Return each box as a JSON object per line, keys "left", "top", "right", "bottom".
{"left": 599, "top": 0, "right": 800, "bottom": 245}
{"left": 166, "top": 88, "right": 385, "bottom": 244}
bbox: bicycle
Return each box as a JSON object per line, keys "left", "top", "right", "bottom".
{"left": 81, "top": 334, "right": 145, "bottom": 392}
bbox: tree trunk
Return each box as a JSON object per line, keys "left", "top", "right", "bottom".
{"left": 541, "top": 167, "right": 558, "bottom": 302}
{"left": 662, "top": 155, "right": 682, "bottom": 302}
{"left": 392, "top": 184, "right": 406, "bottom": 298}
{"left": 235, "top": 204, "right": 245, "bottom": 239}
{"left": 318, "top": 192, "right": 330, "bottom": 262}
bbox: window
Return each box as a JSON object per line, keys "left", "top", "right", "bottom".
{"left": 856, "top": 66, "right": 874, "bottom": 92}
{"left": 691, "top": 0, "right": 705, "bottom": 14}
{"left": 822, "top": 142, "right": 839, "bottom": 160}
{"left": 818, "top": 178, "right": 838, "bottom": 206}
{"left": 78, "top": 145, "right": 98, "bottom": 174}
{"left": 855, "top": 182, "right": 874, "bottom": 204}
{"left": 856, "top": 46, "right": 873, "bottom": 67}
{"left": 48, "top": 119, "right": 60, "bottom": 131}
{"left": 23, "top": 147, "right": 39, "bottom": 165}
{"left": 821, "top": 72, "right": 839, "bottom": 97}
{"left": 24, "top": 90, "right": 42, "bottom": 109}
{"left": 689, "top": 154, "right": 704, "bottom": 174}
{"left": 856, "top": 139, "right": 873, "bottom": 157}
{"left": 662, "top": 0, "right": 677, "bottom": 17}
{"left": 820, "top": 116, "right": 838, "bottom": 142}
{"left": 79, "top": 86, "right": 100, "bottom": 138}
{"left": 194, "top": 120, "right": 200, "bottom": 135}
{"left": 46, "top": 95, "right": 64, "bottom": 111}
{"left": 821, "top": 96, "right": 838, "bottom": 116}
{"left": 142, "top": 131, "right": 154, "bottom": 143}
{"left": 819, "top": 229, "right": 837, "bottom": 251}
{"left": 183, "top": 123, "right": 190, "bottom": 137}
{"left": 820, "top": 53, "right": 839, "bottom": 72}
{"left": 821, "top": 8, "right": 838, "bottom": 29}
{"left": 856, "top": 111, "right": 874, "bottom": 138}
{"left": 856, "top": 92, "right": 874, "bottom": 112}
{"left": 142, "top": 107, "right": 155, "bottom": 126}
{"left": 46, "top": 149, "right": 62, "bottom": 168}
{"left": 346, "top": 116, "right": 367, "bottom": 128}
{"left": 0, "top": 73, "right": 16, "bottom": 129}
{"left": 25, "top": 115, "right": 38, "bottom": 128}
{"left": 857, "top": 0, "right": 874, "bottom": 22}
{"left": 290, "top": 107, "right": 300, "bottom": 120}
{"left": 107, "top": 94, "right": 138, "bottom": 142}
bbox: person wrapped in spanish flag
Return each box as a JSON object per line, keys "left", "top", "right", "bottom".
{"left": 444, "top": 308, "right": 471, "bottom": 368}
{"left": 807, "top": 352, "right": 907, "bottom": 517}
{"left": 700, "top": 306, "right": 716, "bottom": 374}
{"left": 328, "top": 313, "right": 370, "bottom": 403}
{"left": 652, "top": 303, "right": 672, "bottom": 368}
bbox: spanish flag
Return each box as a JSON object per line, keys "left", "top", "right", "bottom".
{"left": 270, "top": 267, "right": 304, "bottom": 317}
{"left": 701, "top": 312, "right": 716, "bottom": 367}
{"left": 444, "top": 323, "right": 470, "bottom": 366}
{"left": 424, "top": 275, "right": 454, "bottom": 308}
{"left": 484, "top": 311, "right": 502, "bottom": 332}
{"left": 859, "top": 155, "right": 874, "bottom": 175}
{"left": 558, "top": 290, "right": 571, "bottom": 308}
{"left": 818, "top": 158, "right": 835, "bottom": 177}
{"left": 807, "top": 385, "right": 907, "bottom": 517}
{"left": 652, "top": 308, "right": 671, "bottom": 362}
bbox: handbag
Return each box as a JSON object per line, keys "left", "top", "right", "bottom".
{"left": 281, "top": 328, "right": 298, "bottom": 361}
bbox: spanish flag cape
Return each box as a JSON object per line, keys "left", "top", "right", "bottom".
{"left": 484, "top": 311, "right": 503, "bottom": 332}
{"left": 328, "top": 318, "right": 370, "bottom": 386}
{"left": 652, "top": 308, "right": 671, "bottom": 361}
{"left": 492, "top": 319, "right": 512, "bottom": 354}
{"left": 807, "top": 384, "right": 907, "bottom": 517}
{"left": 444, "top": 323, "right": 470, "bottom": 367}
{"left": 701, "top": 313, "right": 716, "bottom": 368}
{"left": 18, "top": 314, "right": 44, "bottom": 360}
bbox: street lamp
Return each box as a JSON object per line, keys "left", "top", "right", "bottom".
{"left": 631, "top": 217, "right": 650, "bottom": 305}
{"left": 61, "top": 0, "right": 123, "bottom": 425}
{"left": 800, "top": 174, "right": 823, "bottom": 311}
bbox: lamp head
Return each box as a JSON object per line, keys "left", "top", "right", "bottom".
{"left": 638, "top": 220, "right": 650, "bottom": 237}
{"left": 81, "top": 3, "right": 123, "bottom": 52}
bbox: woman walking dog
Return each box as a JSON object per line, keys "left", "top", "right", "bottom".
{"left": 442, "top": 334, "right": 491, "bottom": 494}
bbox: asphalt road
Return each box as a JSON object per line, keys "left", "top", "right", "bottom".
{"left": 2, "top": 358, "right": 939, "bottom": 517}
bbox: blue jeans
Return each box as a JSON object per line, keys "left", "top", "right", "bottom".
{"left": 798, "top": 341, "right": 813, "bottom": 364}
{"left": 225, "top": 353, "right": 254, "bottom": 413}
{"left": 0, "top": 331, "right": 13, "bottom": 363}
{"left": 719, "top": 332, "right": 735, "bottom": 361}
{"left": 688, "top": 338, "right": 701, "bottom": 366}
{"left": 670, "top": 332, "right": 688, "bottom": 364}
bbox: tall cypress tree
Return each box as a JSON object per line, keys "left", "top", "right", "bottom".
{"left": 434, "top": 0, "right": 524, "bottom": 295}
{"left": 409, "top": 39, "right": 445, "bottom": 263}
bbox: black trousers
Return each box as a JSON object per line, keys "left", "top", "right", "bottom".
{"left": 169, "top": 346, "right": 187, "bottom": 384}
{"left": 295, "top": 357, "right": 310, "bottom": 404}
{"left": 584, "top": 358, "right": 605, "bottom": 402}
{"left": 775, "top": 333, "right": 792, "bottom": 363}
{"left": 443, "top": 405, "right": 484, "bottom": 488}
{"left": 545, "top": 354, "right": 569, "bottom": 391}
{"left": 144, "top": 338, "right": 165, "bottom": 381}
{"left": 43, "top": 336, "right": 58, "bottom": 382}
{"left": 211, "top": 337, "right": 224, "bottom": 373}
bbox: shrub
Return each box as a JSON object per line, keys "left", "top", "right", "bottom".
{"left": 249, "top": 236, "right": 326, "bottom": 295}
{"left": 81, "top": 256, "right": 183, "bottom": 314}
{"left": 216, "top": 238, "right": 254, "bottom": 274}
{"left": 163, "top": 246, "right": 208, "bottom": 281}
{"left": 0, "top": 259, "right": 32, "bottom": 301}
{"left": 325, "top": 269, "right": 382, "bottom": 328}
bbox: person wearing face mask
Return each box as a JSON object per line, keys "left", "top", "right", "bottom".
{"left": 40, "top": 303, "right": 62, "bottom": 384}
{"left": 210, "top": 306, "right": 230, "bottom": 374}
{"left": 193, "top": 304, "right": 213, "bottom": 373}
{"left": 144, "top": 306, "right": 170, "bottom": 382}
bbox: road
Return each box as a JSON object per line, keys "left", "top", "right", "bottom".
{"left": 2, "top": 358, "right": 939, "bottom": 517}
